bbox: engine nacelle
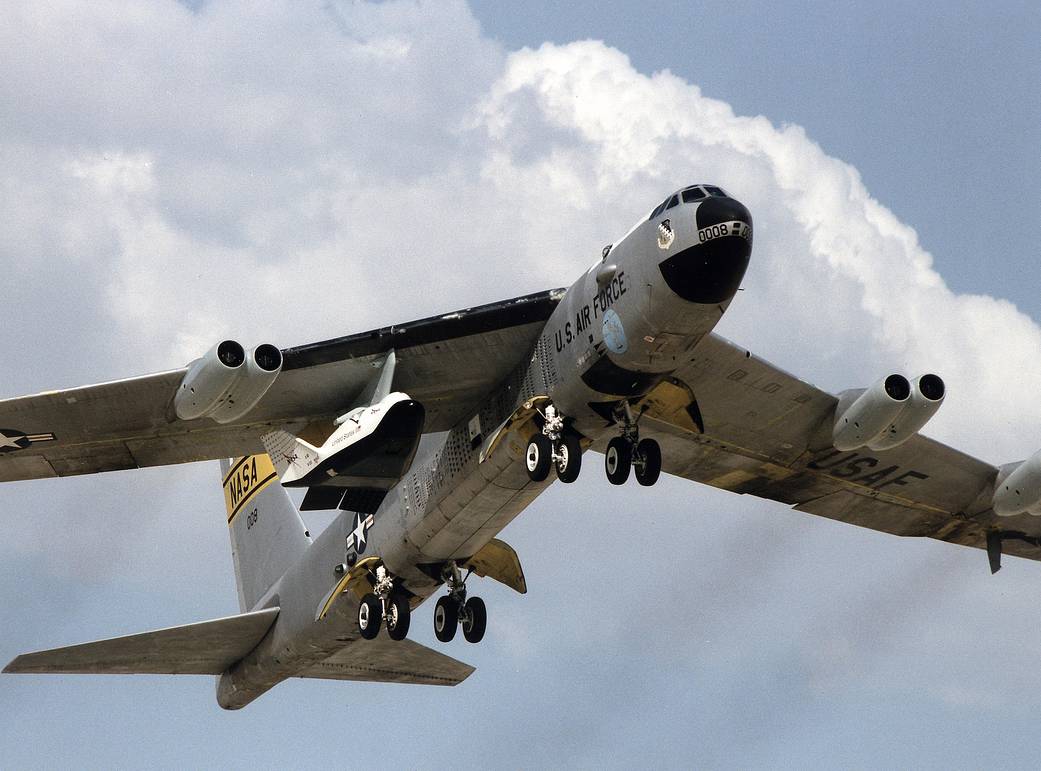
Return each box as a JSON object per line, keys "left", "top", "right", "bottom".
{"left": 209, "top": 344, "right": 283, "bottom": 424}
{"left": 867, "top": 374, "right": 946, "bottom": 451}
{"left": 993, "top": 450, "right": 1041, "bottom": 517}
{"left": 174, "top": 341, "right": 281, "bottom": 423}
{"left": 832, "top": 375, "right": 910, "bottom": 451}
{"left": 174, "top": 340, "right": 246, "bottom": 421}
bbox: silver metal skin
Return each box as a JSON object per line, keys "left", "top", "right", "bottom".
{"left": 17, "top": 184, "right": 1028, "bottom": 707}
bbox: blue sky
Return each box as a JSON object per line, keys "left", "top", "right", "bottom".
{"left": 1, "top": 2, "right": 1040, "bottom": 768}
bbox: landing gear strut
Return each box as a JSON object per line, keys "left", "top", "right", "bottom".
{"left": 605, "top": 402, "right": 661, "bottom": 486}
{"left": 434, "top": 561, "right": 487, "bottom": 643}
{"left": 358, "top": 564, "right": 411, "bottom": 641}
{"left": 525, "top": 403, "right": 582, "bottom": 484}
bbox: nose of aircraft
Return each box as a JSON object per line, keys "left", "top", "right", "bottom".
{"left": 659, "top": 196, "right": 752, "bottom": 305}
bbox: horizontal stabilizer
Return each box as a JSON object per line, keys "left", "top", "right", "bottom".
{"left": 298, "top": 632, "right": 473, "bottom": 686}
{"left": 3, "top": 607, "right": 279, "bottom": 675}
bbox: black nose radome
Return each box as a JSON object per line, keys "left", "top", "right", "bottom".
{"left": 659, "top": 197, "right": 752, "bottom": 305}
{"left": 695, "top": 195, "right": 752, "bottom": 231}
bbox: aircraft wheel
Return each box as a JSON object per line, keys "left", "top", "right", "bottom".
{"left": 634, "top": 438, "right": 662, "bottom": 487}
{"left": 358, "top": 593, "right": 381, "bottom": 640}
{"left": 605, "top": 437, "right": 632, "bottom": 485}
{"left": 386, "top": 595, "right": 411, "bottom": 641}
{"left": 434, "top": 595, "right": 458, "bottom": 642}
{"left": 461, "top": 597, "right": 487, "bottom": 644}
{"left": 555, "top": 433, "right": 582, "bottom": 483}
{"left": 525, "top": 434, "right": 552, "bottom": 482}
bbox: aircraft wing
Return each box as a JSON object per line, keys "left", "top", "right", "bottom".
{"left": 607, "top": 332, "right": 1041, "bottom": 564}
{"left": 0, "top": 289, "right": 564, "bottom": 483}
{"left": 297, "top": 633, "right": 474, "bottom": 686}
{"left": 3, "top": 607, "right": 280, "bottom": 675}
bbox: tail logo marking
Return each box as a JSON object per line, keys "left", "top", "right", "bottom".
{"left": 223, "top": 454, "right": 278, "bottom": 524}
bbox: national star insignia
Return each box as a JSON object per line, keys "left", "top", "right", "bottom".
{"left": 346, "top": 512, "right": 373, "bottom": 554}
{"left": 0, "top": 429, "right": 57, "bottom": 454}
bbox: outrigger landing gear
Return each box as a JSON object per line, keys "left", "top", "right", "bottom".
{"left": 357, "top": 564, "right": 411, "bottom": 641}
{"left": 525, "top": 403, "right": 582, "bottom": 484}
{"left": 433, "top": 561, "right": 487, "bottom": 644}
{"left": 605, "top": 403, "right": 662, "bottom": 486}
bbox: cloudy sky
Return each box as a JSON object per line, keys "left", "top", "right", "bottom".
{"left": 1, "top": 1, "right": 1040, "bottom": 767}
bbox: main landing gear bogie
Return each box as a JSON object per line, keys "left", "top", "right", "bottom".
{"left": 434, "top": 561, "right": 487, "bottom": 644}
{"left": 357, "top": 564, "right": 412, "bottom": 641}
{"left": 605, "top": 403, "right": 662, "bottom": 486}
{"left": 525, "top": 403, "right": 582, "bottom": 484}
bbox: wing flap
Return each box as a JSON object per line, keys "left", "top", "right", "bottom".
{"left": 3, "top": 607, "right": 279, "bottom": 675}
{"left": 298, "top": 634, "right": 474, "bottom": 686}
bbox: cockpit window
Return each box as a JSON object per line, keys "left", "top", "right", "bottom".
{"left": 649, "top": 198, "right": 669, "bottom": 220}
{"left": 705, "top": 186, "right": 727, "bottom": 198}
{"left": 682, "top": 187, "right": 705, "bottom": 203}
{"left": 665, "top": 194, "right": 679, "bottom": 210}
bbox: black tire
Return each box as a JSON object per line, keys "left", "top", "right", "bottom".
{"left": 525, "top": 434, "right": 552, "bottom": 482}
{"left": 555, "top": 433, "right": 582, "bottom": 483}
{"left": 358, "top": 593, "right": 381, "bottom": 640}
{"left": 386, "top": 595, "right": 411, "bottom": 641}
{"left": 461, "top": 597, "right": 487, "bottom": 644}
{"left": 635, "top": 438, "right": 662, "bottom": 487}
{"left": 605, "top": 436, "right": 632, "bottom": 485}
{"left": 434, "top": 595, "right": 458, "bottom": 643}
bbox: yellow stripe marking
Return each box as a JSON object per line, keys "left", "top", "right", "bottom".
{"left": 223, "top": 454, "right": 278, "bottom": 525}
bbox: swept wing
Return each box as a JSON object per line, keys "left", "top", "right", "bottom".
{"left": 617, "top": 332, "right": 1039, "bottom": 562}
{"left": 0, "top": 289, "right": 563, "bottom": 482}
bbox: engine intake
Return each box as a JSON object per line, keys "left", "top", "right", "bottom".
{"left": 832, "top": 373, "right": 945, "bottom": 451}
{"left": 174, "top": 341, "right": 282, "bottom": 424}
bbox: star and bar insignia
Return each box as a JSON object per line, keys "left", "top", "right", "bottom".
{"left": 0, "top": 428, "right": 56, "bottom": 454}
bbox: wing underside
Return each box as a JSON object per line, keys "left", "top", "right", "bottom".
{"left": 0, "top": 289, "right": 564, "bottom": 482}
{"left": 615, "top": 332, "right": 1041, "bottom": 563}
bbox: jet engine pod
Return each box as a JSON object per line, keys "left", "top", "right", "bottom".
{"left": 993, "top": 450, "right": 1041, "bottom": 517}
{"left": 209, "top": 344, "right": 283, "bottom": 424}
{"left": 832, "top": 375, "right": 910, "bottom": 451}
{"left": 174, "top": 340, "right": 246, "bottom": 421}
{"left": 174, "top": 341, "right": 282, "bottom": 423}
{"left": 867, "top": 374, "right": 946, "bottom": 451}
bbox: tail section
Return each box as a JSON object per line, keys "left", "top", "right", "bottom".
{"left": 220, "top": 455, "right": 311, "bottom": 612}
{"left": 260, "top": 430, "right": 322, "bottom": 485}
{"left": 3, "top": 608, "right": 279, "bottom": 676}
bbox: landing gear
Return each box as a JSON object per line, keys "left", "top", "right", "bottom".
{"left": 525, "top": 403, "right": 583, "bottom": 484}
{"left": 358, "top": 593, "right": 381, "bottom": 640}
{"left": 525, "top": 434, "right": 552, "bottom": 482}
{"left": 605, "top": 436, "right": 632, "bottom": 485}
{"left": 434, "top": 595, "right": 458, "bottom": 642}
{"left": 386, "top": 594, "right": 411, "bottom": 641}
{"left": 634, "top": 437, "right": 662, "bottom": 486}
{"left": 461, "top": 597, "right": 487, "bottom": 643}
{"left": 434, "top": 561, "right": 487, "bottom": 644}
{"left": 604, "top": 403, "right": 661, "bottom": 486}
{"left": 357, "top": 563, "right": 411, "bottom": 641}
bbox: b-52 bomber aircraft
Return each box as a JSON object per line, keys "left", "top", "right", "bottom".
{"left": 4, "top": 184, "right": 1041, "bottom": 709}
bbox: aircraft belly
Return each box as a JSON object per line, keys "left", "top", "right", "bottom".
{"left": 407, "top": 422, "right": 552, "bottom": 562}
